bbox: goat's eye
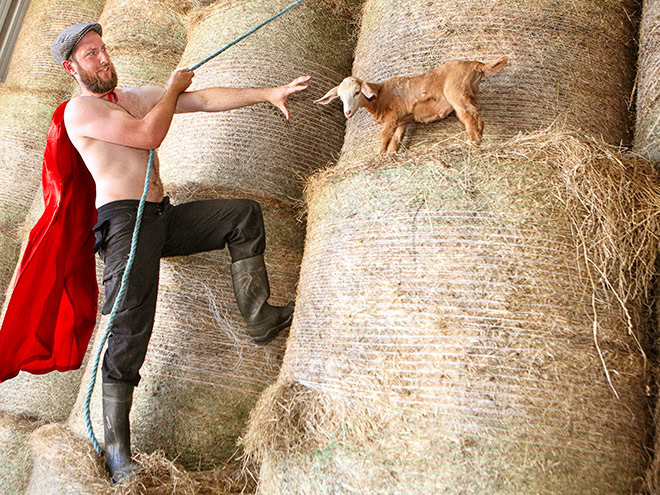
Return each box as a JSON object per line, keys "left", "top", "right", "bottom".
{"left": 354, "top": 90, "right": 360, "bottom": 96}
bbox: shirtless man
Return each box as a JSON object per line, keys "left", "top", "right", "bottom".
{"left": 50, "top": 22, "right": 307, "bottom": 483}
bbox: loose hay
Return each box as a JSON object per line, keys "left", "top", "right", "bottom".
{"left": 244, "top": 130, "right": 660, "bottom": 494}
{"left": 0, "top": 413, "right": 41, "bottom": 495}
{"left": 341, "top": 0, "right": 639, "bottom": 157}
{"left": 635, "top": 0, "right": 660, "bottom": 161}
{"left": 69, "top": 187, "right": 303, "bottom": 470}
{"left": 27, "top": 423, "right": 254, "bottom": 494}
{"left": 159, "top": 0, "right": 359, "bottom": 202}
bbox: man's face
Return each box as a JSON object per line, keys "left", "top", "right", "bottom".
{"left": 67, "top": 31, "right": 118, "bottom": 94}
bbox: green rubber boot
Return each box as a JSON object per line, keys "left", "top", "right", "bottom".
{"left": 102, "top": 382, "right": 139, "bottom": 484}
{"left": 231, "top": 254, "right": 294, "bottom": 344}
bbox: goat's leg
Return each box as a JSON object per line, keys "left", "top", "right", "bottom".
{"left": 474, "top": 96, "right": 484, "bottom": 136}
{"left": 446, "top": 93, "right": 483, "bottom": 145}
{"left": 379, "top": 121, "right": 398, "bottom": 153}
{"left": 387, "top": 124, "right": 408, "bottom": 152}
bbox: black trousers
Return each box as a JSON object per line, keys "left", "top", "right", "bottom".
{"left": 94, "top": 196, "right": 265, "bottom": 386}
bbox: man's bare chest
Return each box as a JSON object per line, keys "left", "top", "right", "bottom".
{"left": 115, "top": 91, "right": 150, "bottom": 119}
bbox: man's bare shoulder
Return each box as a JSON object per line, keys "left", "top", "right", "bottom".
{"left": 64, "top": 95, "right": 110, "bottom": 129}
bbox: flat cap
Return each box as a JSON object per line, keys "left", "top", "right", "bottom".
{"left": 50, "top": 22, "right": 102, "bottom": 67}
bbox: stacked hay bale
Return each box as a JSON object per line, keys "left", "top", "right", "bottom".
{"left": 246, "top": 133, "right": 658, "bottom": 495}
{"left": 244, "top": 1, "right": 657, "bottom": 493}
{"left": 68, "top": 0, "right": 359, "bottom": 472}
{"left": 635, "top": 0, "right": 660, "bottom": 162}
{"left": 95, "top": 0, "right": 188, "bottom": 88}
{"left": 341, "top": 0, "right": 638, "bottom": 157}
{"left": 635, "top": 0, "right": 660, "bottom": 492}
{"left": 158, "top": 0, "right": 359, "bottom": 201}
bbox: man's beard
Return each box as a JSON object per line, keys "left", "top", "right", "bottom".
{"left": 77, "top": 63, "right": 118, "bottom": 94}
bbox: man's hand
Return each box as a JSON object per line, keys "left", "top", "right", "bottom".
{"left": 168, "top": 68, "right": 195, "bottom": 95}
{"left": 268, "top": 75, "right": 311, "bottom": 120}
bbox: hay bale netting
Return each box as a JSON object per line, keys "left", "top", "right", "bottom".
{"left": 244, "top": 132, "right": 660, "bottom": 494}
{"left": 635, "top": 0, "right": 660, "bottom": 161}
{"left": 341, "top": 0, "right": 639, "bottom": 156}
{"left": 0, "top": 413, "right": 41, "bottom": 495}
{"left": 2, "top": 0, "right": 107, "bottom": 95}
{"left": 97, "top": 0, "right": 189, "bottom": 88}
{"left": 158, "top": 0, "right": 360, "bottom": 202}
{"left": 26, "top": 423, "right": 255, "bottom": 494}
{"left": 69, "top": 188, "right": 303, "bottom": 469}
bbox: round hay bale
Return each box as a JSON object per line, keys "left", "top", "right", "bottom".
{"left": 3, "top": 0, "right": 107, "bottom": 95}
{"left": 69, "top": 187, "right": 304, "bottom": 469}
{"left": 341, "top": 0, "right": 639, "bottom": 156}
{"left": 97, "top": 0, "right": 189, "bottom": 88}
{"left": 158, "top": 0, "right": 359, "bottom": 202}
{"left": 634, "top": 0, "right": 660, "bottom": 161}
{"left": 0, "top": 413, "right": 41, "bottom": 495}
{"left": 244, "top": 131, "right": 659, "bottom": 494}
{"left": 0, "top": 88, "right": 62, "bottom": 217}
{"left": 26, "top": 422, "right": 255, "bottom": 494}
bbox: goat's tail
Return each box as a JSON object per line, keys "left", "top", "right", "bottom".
{"left": 481, "top": 56, "right": 508, "bottom": 77}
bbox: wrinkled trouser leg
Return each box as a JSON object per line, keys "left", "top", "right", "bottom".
{"left": 96, "top": 200, "right": 166, "bottom": 386}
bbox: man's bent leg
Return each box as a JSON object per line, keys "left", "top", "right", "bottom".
{"left": 161, "top": 198, "right": 293, "bottom": 343}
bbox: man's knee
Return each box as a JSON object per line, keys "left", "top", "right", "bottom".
{"left": 229, "top": 199, "right": 266, "bottom": 261}
{"left": 237, "top": 198, "right": 262, "bottom": 222}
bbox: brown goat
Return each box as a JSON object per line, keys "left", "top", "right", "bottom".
{"left": 315, "top": 56, "right": 508, "bottom": 152}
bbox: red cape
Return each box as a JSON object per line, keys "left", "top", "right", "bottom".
{"left": 0, "top": 101, "right": 98, "bottom": 383}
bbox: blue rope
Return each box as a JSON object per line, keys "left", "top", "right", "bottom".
{"left": 84, "top": 0, "right": 304, "bottom": 457}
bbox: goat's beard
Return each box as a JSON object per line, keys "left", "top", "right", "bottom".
{"left": 76, "top": 62, "right": 118, "bottom": 94}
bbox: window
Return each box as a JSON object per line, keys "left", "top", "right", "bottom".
{"left": 0, "top": 0, "right": 30, "bottom": 82}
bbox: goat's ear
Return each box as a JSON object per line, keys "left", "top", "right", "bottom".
{"left": 314, "top": 86, "right": 339, "bottom": 104}
{"left": 361, "top": 82, "right": 376, "bottom": 99}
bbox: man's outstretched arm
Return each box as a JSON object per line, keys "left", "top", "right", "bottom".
{"left": 175, "top": 75, "right": 311, "bottom": 119}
